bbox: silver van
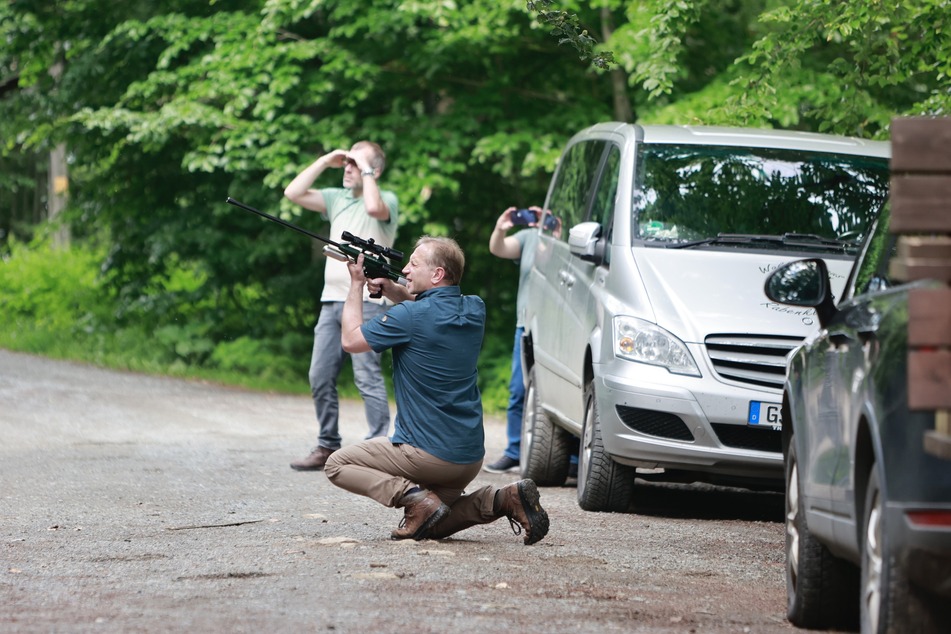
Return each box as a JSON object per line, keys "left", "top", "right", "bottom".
{"left": 520, "top": 123, "right": 890, "bottom": 512}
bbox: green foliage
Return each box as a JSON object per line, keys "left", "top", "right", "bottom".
{"left": 528, "top": 0, "right": 616, "bottom": 69}
{"left": 0, "top": 236, "right": 311, "bottom": 391}
{"left": 0, "top": 236, "right": 107, "bottom": 338}
{"left": 3, "top": 0, "right": 951, "bottom": 414}
{"left": 478, "top": 327, "right": 517, "bottom": 415}
{"left": 211, "top": 332, "right": 311, "bottom": 382}
{"left": 613, "top": 0, "right": 951, "bottom": 136}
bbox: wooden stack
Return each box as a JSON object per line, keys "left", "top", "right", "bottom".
{"left": 889, "top": 116, "right": 951, "bottom": 459}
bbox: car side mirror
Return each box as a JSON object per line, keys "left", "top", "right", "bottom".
{"left": 764, "top": 258, "right": 837, "bottom": 326}
{"left": 568, "top": 221, "right": 605, "bottom": 263}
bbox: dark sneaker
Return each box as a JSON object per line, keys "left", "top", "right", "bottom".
{"left": 483, "top": 455, "right": 520, "bottom": 474}
{"left": 497, "top": 479, "right": 550, "bottom": 545}
{"left": 391, "top": 490, "right": 450, "bottom": 541}
{"left": 290, "top": 446, "right": 336, "bottom": 471}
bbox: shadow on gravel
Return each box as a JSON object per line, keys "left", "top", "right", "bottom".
{"left": 626, "top": 479, "right": 785, "bottom": 523}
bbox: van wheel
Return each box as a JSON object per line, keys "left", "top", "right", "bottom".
{"left": 520, "top": 366, "right": 571, "bottom": 486}
{"left": 785, "top": 438, "right": 857, "bottom": 629}
{"left": 577, "top": 379, "right": 634, "bottom": 512}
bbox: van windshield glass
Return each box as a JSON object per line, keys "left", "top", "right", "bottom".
{"left": 632, "top": 144, "right": 889, "bottom": 253}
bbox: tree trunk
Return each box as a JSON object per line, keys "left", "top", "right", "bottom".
{"left": 48, "top": 59, "right": 70, "bottom": 248}
{"left": 601, "top": 7, "right": 634, "bottom": 122}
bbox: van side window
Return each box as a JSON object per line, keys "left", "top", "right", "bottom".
{"left": 546, "top": 140, "right": 606, "bottom": 240}
{"left": 589, "top": 145, "right": 621, "bottom": 264}
{"left": 592, "top": 146, "right": 620, "bottom": 224}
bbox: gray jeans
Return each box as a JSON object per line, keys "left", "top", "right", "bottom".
{"left": 324, "top": 437, "right": 501, "bottom": 539}
{"left": 309, "top": 301, "right": 391, "bottom": 450}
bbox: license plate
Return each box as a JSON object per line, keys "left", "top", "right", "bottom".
{"left": 748, "top": 401, "right": 782, "bottom": 430}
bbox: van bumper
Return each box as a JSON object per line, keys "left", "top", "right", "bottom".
{"left": 594, "top": 366, "right": 784, "bottom": 481}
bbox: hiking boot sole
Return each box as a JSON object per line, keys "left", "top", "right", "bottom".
{"left": 517, "top": 479, "right": 550, "bottom": 545}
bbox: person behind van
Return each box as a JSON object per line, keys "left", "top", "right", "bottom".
{"left": 324, "top": 237, "right": 550, "bottom": 545}
{"left": 283, "top": 140, "right": 398, "bottom": 472}
{"left": 483, "top": 206, "right": 545, "bottom": 474}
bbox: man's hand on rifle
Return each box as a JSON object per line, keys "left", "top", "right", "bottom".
{"left": 347, "top": 255, "right": 413, "bottom": 303}
{"left": 347, "top": 254, "right": 368, "bottom": 288}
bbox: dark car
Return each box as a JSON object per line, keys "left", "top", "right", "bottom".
{"left": 764, "top": 203, "right": 951, "bottom": 632}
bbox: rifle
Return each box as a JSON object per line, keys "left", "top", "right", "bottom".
{"left": 225, "top": 197, "right": 407, "bottom": 298}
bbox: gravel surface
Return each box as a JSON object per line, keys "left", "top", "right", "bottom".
{"left": 1, "top": 349, "right": 827, "bottom": 633}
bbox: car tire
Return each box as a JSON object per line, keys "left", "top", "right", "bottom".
{"left": 785, "top": 438, "right": 858, "bottom": 630}
{"left": 860, "top": 466, "right": 946, "bottom": 633}
{"left": 577, "top": 379, "right": 634, "bottom": 513}
{"left": 519, "top": 365, "right": 571, "bottom": 487}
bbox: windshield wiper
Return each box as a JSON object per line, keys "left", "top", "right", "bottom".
{"left": 665, "top": 234, "right": 783, "bottom": 249}
{"left": 779, "top": 233, "right": 852, "bottom": 248}
{"left": 665, "top": 232, "right": 852, "bottom": 251}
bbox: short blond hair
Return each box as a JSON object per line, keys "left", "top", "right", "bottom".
{"left": 416, "top": 236, "right": 465, "bottom": 285}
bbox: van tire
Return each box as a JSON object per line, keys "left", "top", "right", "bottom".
{"left": 577, "top": 379, "right": 635, "bottom": 512}
{"left": 520, "top": 366, "right": 571, "bottom": 487}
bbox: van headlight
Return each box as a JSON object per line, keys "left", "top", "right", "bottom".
{"left": 613, "top": 316, "right": 701, "bottom": 377}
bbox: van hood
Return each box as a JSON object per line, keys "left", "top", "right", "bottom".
{"left": 632, "top": 247, "right": 852, "bottom": 342}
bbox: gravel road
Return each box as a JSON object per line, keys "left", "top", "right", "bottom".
{"left": 1, "top": 348, "right": 823, "bottom": 633}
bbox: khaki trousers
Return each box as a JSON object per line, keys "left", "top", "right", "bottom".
{"left": 324, "top": 437, "right": 504, "bottom": 538}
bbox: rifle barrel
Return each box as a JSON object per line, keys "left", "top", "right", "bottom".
{"left": 225, "top": 197, "right": 333, "bottom": 246}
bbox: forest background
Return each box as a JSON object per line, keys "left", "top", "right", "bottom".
{"left": 1, "top": 0, "right": 949, "bottom": 412}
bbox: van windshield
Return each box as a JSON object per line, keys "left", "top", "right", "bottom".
{"left": 632, "top": 144, "right": 889, "bottom": 254}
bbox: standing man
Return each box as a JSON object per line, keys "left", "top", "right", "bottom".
{"left": 324, "top": 238, "right": 550, "bottom": 545}
{"left": 482, "top": 206, "right": 544, "bottom": 474}
{"left": 284, "top": 141, "right": 398, "bottom": 471}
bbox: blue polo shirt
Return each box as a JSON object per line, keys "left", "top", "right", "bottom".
{"left": 361, "top": 286, "right": 486, "bottom": 464}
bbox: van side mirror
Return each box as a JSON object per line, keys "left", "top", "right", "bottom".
{"left": 764, "top": 258, "right": 837, "bottom": 326}
{"left": 568, "top": 221, "right": 605, "bottom": 263}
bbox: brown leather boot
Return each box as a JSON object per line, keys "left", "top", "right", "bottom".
{"left": 390, "top": 490, "right": 450, "bottom": 541}
{"left": 496, "top": 479, "right": 549, "bottom": 545}
{"left": 289, "top": 446, "right": 336, "bottom": 471}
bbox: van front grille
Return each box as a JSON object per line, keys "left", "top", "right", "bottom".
{"left": 704, "top": 334, "right": 803, "bottom": 390}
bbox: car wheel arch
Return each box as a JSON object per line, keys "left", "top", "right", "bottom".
{"left": 588, "top": 324, "right": 602, "bottom": 366}
{"left": 781, "top": 395, "right": 794, "bottom": 458}
{"left": 852, "top": 414, "right": 877, "bottom": 554}
{"left": 583, "top": 348, "right": 594, "bottom": 387}
{"left": 521, "top": 330, "right": 535, "bottom": 372}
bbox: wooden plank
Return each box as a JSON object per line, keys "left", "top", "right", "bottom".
{"left": 908, "top": 350, "right": 951, "bottom": 410}
{"left": 925, "top": 431, "right": 951, "bottom": 460}
{"left": 909, "top": 288, "right": 951, "bottom": 346}
{"left": 891, "top": 117, "right": 951, "bottom": 172}
{"left": 924, "top": 412, "right": 951, "bottom": 460}
{"left": 890, "top": 175, "right": 951, "bottom": 232}
{"left": 897, "top": 236, "right": 951, "bottom": 260}
{"left": 889, "top": 258, "right": 951, "bottom": 282}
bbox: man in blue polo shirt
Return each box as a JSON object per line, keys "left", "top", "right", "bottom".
{"left": 324, "top": 236, "right": 550, "bottom": 545}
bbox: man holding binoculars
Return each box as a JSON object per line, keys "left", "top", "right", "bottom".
{"left": 284, "top": 140, "right": 398, "bottom": 472}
